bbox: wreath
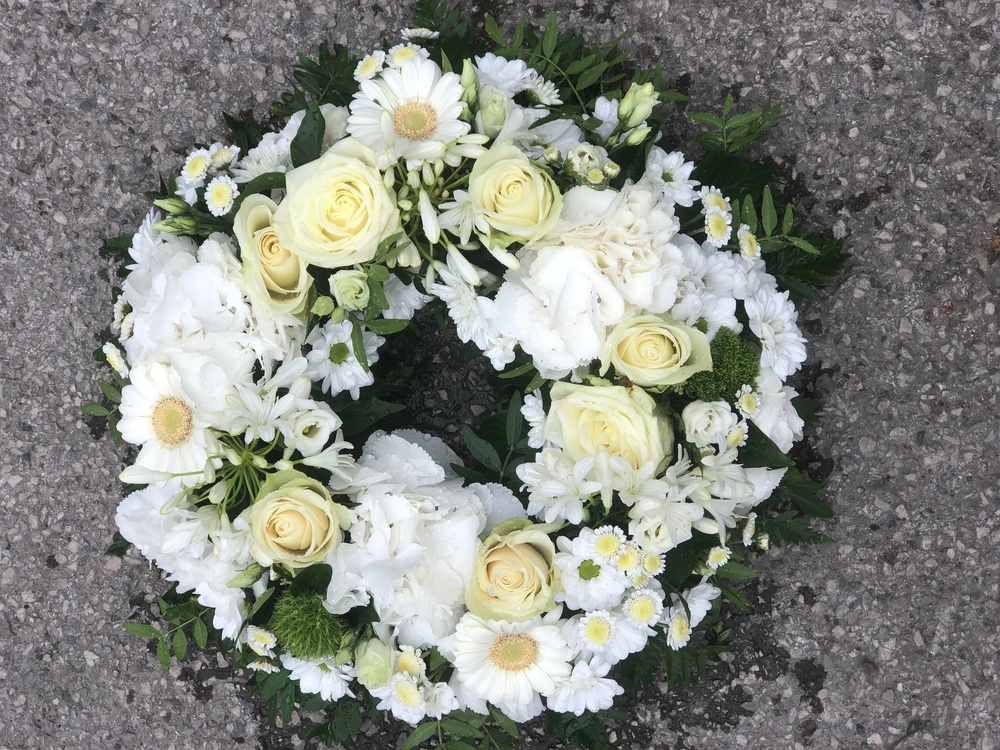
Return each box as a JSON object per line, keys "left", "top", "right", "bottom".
{"left": 90, "top": 3, "right": 847, "bottom": 748}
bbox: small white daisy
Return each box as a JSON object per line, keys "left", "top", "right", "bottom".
{"left": 737, "top": 224, "right": 760, "bottom": 260}
{"left": 387, "top": 42, "right": 430, "bottom": 68}
{"left": 735, "top": 384, "right": 760, "bottom": 418}
{"left": 181, "top": 148, "right": 212, "bottom": 182}
{"left": 102, "top": 342, "right": 129, "bottom": 378}
{"left": 401, "top": 27, "right": 440, "bottom": 42}
{"left": 354, "top": 50, "right": 386, "bottom": 82}
{"left": 246, "top": 626, "right": 277, "bottom": 658}
{"left": 554, "top": 540, "right": 629, "bottom": 612}
{"left": 371, "top": 673, "right": 428, "bottom": 725}
{"left": 620, "top": 588, "right": 664, "bottom": 632}
{"left": 665, "top": 608, "right": 691, "bottom": 650}
{"left": 742, "top": 512, "right": 758, "bottom": 547}
{"left": 699, "top": 186, "right": 732, "bottom": 213}
{"left": 704, "top": 206, "right": 733, "bottom": 248}
{"left": 588, "top": 526, "right": 627, "bottom": 563}
{"left": 726, "top": 420, "right": 749, "bottom": 449}
{"left": 247, "top": 660, "right": 280, "bottom": 674}
{"left": 706, "top": 545, "right": 732, "bottom": 571}
{"left": 208, "top": 142, "right": 240, "bottom": 170}
{"left": 205, "top": 175, "right": 239, "bottom": 217}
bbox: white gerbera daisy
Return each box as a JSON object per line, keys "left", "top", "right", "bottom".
{"left": 118, "top": 361, "right": 216, "bottom": 486}
{"left": 205, "top": 175, "right": 239, "bottom": 217}
{"left": 451, "top": 614, "right": 572, "bottom": 707}
{"left": 745, "top": 290, "right": 807, "bottom": 379}
{"left": 281, "top": 654, "right": 355, "bottom": 701}
{"left": 349, "top": 56, "right": 469, "bottom": 167}
{"left": 304, "top": 320, "right": 384, "bottom": 400}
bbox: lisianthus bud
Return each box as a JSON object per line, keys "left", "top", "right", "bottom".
{"left": 619, "top": 81, "right": 659, "bottom": 129}
{"left": 625, "top": 126, "right": 653, "bottom": 146}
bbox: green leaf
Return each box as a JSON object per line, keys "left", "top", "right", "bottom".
{"left": 761, "top": 186, "right": 777, "bottom": 236}
{"left": 290, "top": 101, "right": 325, "bottom": 167}
{"left": 247, "top": 587, "right": 275, "bottom": 621}
{"left": 762, "top": 510, "right": 833, "bottom": 546}
{"left": 541, "top": 13, "right": 558, "bottom": 57}
{"left": 739, "top": 423, "right": 794, "bottom": 469}
{"left": 505, "top": 391, "right": 523, "bottom": 447}
{"left": 440, "top": 719, "right": 483, "bottom": 739}
{"left": 289, "top": 563, "right": 333, "bottom": 596}
{"left": 715, "top": 561, "right": 758, "bottom": 581}
{"left": 779, "top": 467, "right": 833, "bottom": 517}
{"left": 489, "top": 706, "right": 519, "bottom": 738}
{"left": 577, "top": 63, "right": 609, "bottom": 91}
{"left": 741, "top": 196, "right": 758, "bottom": 234}
{"left": 231, "top": 171, "right": 286, "bottom": 213}
{"left": 365, "top": 318, "right": 409, "bottom": 335}
{"left": 123, "top": 622, "right": 161, "bottom": 639}
{"left": 336, "top": 397, "right": 406, "bottom": 435}
{"left": 156, "top": 639, "right": 171, "bottom": 670}
{"left": 172, "top": 629, "right": 188, "bottom": 661}
{"left": 351, "top": 317, "right": 369, "bottom": 372}
{"left": 105, "top": 533, "right": 131, "bottom": 557}
{"left": 462, "top": 425, "right": 502, "bottom": 473}
{"left": 403, "top": 720, "right": 439, "bottom": 750}
{"left": 259, "top": 670, "right": 288, "bottom": 701}
{"left": 484, "top": 16, "right": 505, "bottom": 46}
{"left": 687, "top": 111, "right": 726, "bottom": 129}
{"left": 722, "top": 93, "right": 734, "bottom": 117}
{"left": 193, "top": 617, "right": 209, "bottom": 649}
{"left": 98, "top": 379, "right": 122, "bottom": 404}
{"left": 82, "top": 403, "right": 111, "bottom": 417}
{"left": 786, "top": 235, "right": 820, "bottom": 254}
{"left": 782, "top": 203, "right": 794, "bottom": 235}
{"left": 498, "top": 361, "right": 536, "bottom": 379}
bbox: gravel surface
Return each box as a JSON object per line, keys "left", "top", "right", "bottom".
{"left": 2, "top": 1, "right": 998, "bottom": 748}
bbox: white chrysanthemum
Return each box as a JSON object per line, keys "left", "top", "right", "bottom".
{"left": 230, "top": 133, "right": 292, "bottom": 183}
{"left": 474, "top": 53, "right": 532, "bottom": 96}
{"left": 613, "top": 540, "right": 643, "bottom": 582}
{"left": 570, "top": 610, "right": 632, "bottom": 663}
{"left": 706, "top": 545, "right": 731, "bottom": 571}
{"left": 118, "top": 361, "right": 216, "bottom": 486}
{"left": 626, "top": 453, "right": 707, "bottom": 554}
{"left": 246, "top": 626, "right": 277, "bottom": 658}
{"left": 281, "top": 654, "right": 355, "bottom": 701}
{"left": 520, "top": 391, "right": 547, "bottom": 449}
{"left": 547, "top": 658, "right": 624, "bottom": 716}
{"left": 745, "top": 290, "right": 807, "bottom": 380}
{"left": 451, "top": 614, "right": 572, "bottom": 707}
{"left": 204, "top": 175, "right": 238, "bottom": 217}
{"left": 371, "top": 673, "right": 428, "bottom": 725}
{"left": 737, "top": 224, "right": 760, "bottom": 260}
{"left": 750, "top": 367, "right": 805, "bottom": 452}
{"left": 208, "top": 142, "right": 240, "bottom": 170}
{"left": 644, "top": 147, "right": 699, "bottom": 207}
{"left": 387, "top": 42, "right": 430, "bottom": 68}
{"left": 554, "top": 541, "right": 629, "bottom": 613}
{"left": 620, "top": 588, "right": 664, "bottom": 632}
{"left": 349, "top": 56, "right": 468, "bottom": 167}
{"left": 518, "top": 450, "right": 599, "bottom": 525}
{"left": 355, "top": 50, "right": 386, "bottom": 81}
{"left": 305, "top": 320, "right": 384, "bottom": 400}
{"left": 704, "top": 206, "right": 733, "bottom": 248}
{"left": 424, "top": 681, "right": 460, "bottom": 719}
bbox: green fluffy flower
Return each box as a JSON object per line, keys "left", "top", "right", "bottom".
{"left": 681, "top": 326, "right": 759, "bottom": 404}
{"left": 269, "top": 594, "right": 350, "bottom": 660}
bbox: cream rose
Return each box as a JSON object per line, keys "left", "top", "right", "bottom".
{"left": 465, "top": 518, "right": 559, "bottom": 622}
{"left": 600, "top": 314, "right": 712, "bottom": 387}
{"left": 242, "top": 470, "right": 350, "bottom": 571}
{"left": 234, "top": 194, "right": 311, "bottom": 314}
{"left": 273, "top": 138, "right": 400, "bottom": 268}
{"left": 329, "top": 269, "right": 370, "bottom": 311}
{"left": 543, "top": 382, "right": 673, "bottom": 472}
{"left": 468, "top": 142, "right": 561, "bottom": 247}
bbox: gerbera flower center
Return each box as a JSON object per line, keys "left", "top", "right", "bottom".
{"left": 489, "top": 633, "right": 539, "bottom": 672}
{"left": 151, "top": 398, "right": 193, "bottom": 446}
{"left": 394, "top": 101, "right": 438, "bottom": 140}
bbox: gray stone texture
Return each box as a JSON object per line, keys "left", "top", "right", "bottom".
{"left": 1, "top": 0, "right": 997, "bottom": 748}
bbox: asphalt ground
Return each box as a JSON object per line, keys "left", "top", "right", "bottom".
{"left": 2, "top": 1, "right": 998, "bottom": 748}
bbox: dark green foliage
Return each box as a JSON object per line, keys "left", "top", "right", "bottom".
{"left": 762, "top": 510, "right": 833, "bottom": 546}
{"left": 272, "top": 43, "right": 361, "bottom": 118}
{"left": 223, "top": 110, "right": 266, "bottom": 153}
{"left": 688, "top": 93, "right": 786, "bottom": 153}
{"left": 682, "top": 326, "right": 760, "bottom": 404}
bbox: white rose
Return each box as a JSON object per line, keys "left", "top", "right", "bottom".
{"left": 329, "top": 269, "right": 370, "bottom": 311}
{"left": 600, "top": 314, "right": 712, "bottom": 387}
{"left": 543, "top": 382, "right": 673, "bottom": 472}
{"left": 681, "top": 400, "right": 739, "bottom": 448}
{"left": 241, "top": 470, "right": 350, "bottom": 571}
{"left": 273, "top": 138, "right": 400, "bottom": 268}
{"left": 468, "top": 142, "right": 561, "bottom": 247}
{"left": 233, "top": 194, "right": 311, "bottom": 314}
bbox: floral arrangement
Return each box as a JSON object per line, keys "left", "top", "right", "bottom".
{"left": 91, "top": 3, "right": 847, "bottom": 747}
